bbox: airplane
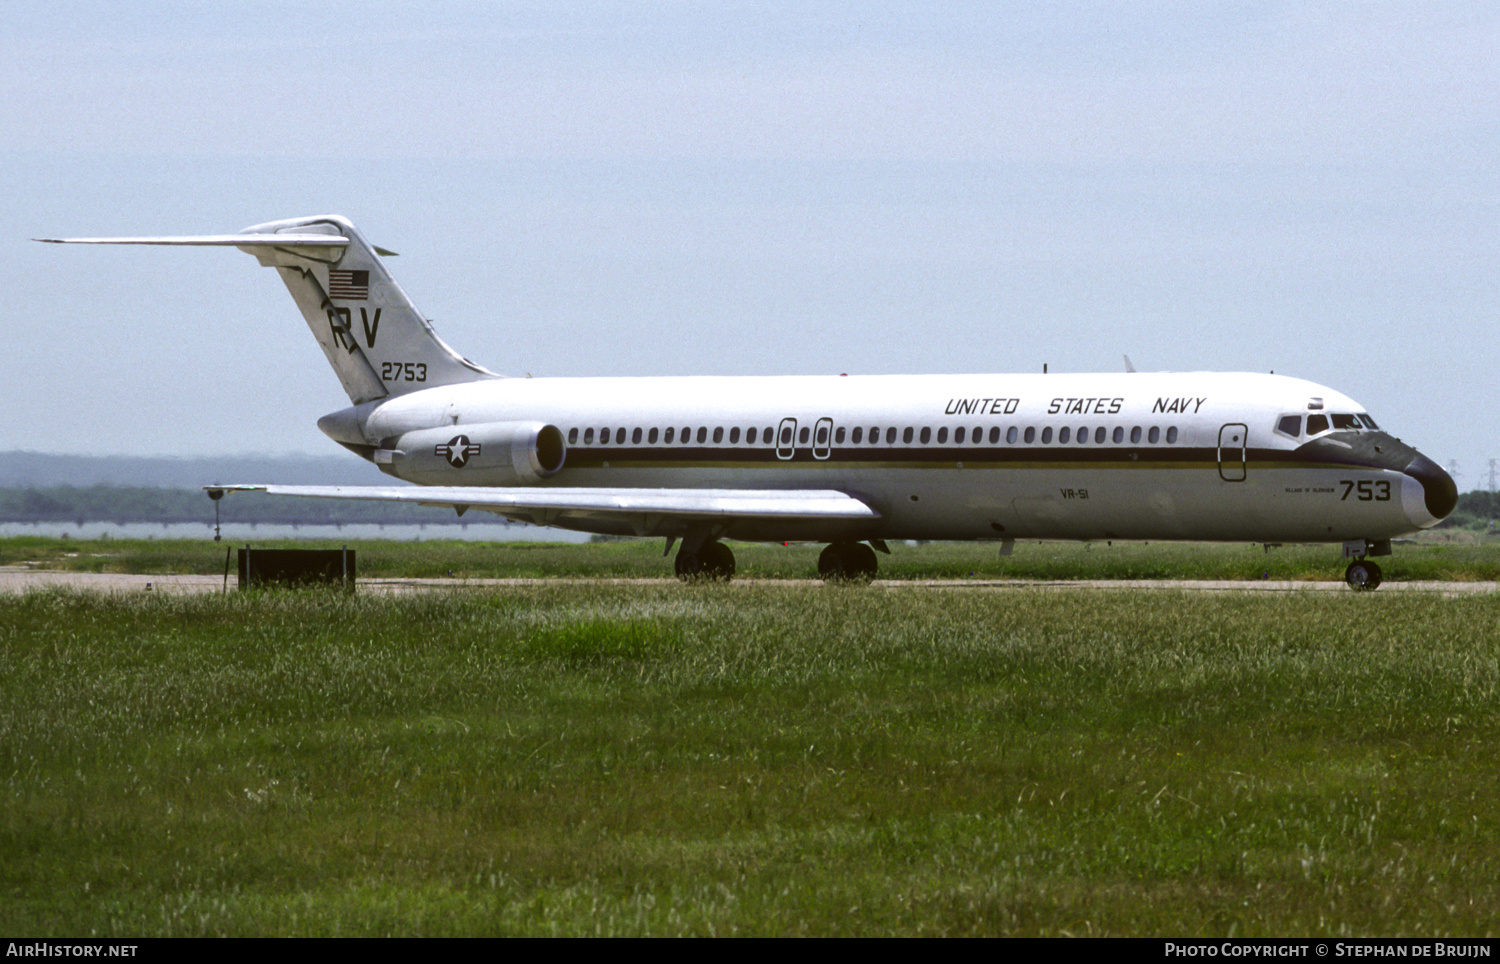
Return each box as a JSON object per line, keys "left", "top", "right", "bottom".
{"left": 39, "top": 214, "right": 1457, "bottom": 589}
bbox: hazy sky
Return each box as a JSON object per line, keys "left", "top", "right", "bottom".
{"left": 8, "top": 2, "right": 1498, "bottom": 486}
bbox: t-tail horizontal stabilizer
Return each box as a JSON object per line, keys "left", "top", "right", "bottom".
{"left": 34, "top": 233, "right": 351, "bottom": 260}
{"left": 38, "top": 216, "right": 500, "bottom": 406}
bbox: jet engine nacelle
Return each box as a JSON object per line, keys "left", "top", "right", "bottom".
{"left": 376, "top": 420, "right": 566, "bottom": 485}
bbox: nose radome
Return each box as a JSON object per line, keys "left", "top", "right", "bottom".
{"left": 1404, "top": 454, "right": 1458, "bottom": 523}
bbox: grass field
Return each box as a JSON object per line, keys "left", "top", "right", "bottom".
{"left": 3, "top": 581, "right": 1499, "bottom": 936}
{"left": 5, "top": 531, "right": 1500, "bottom": 582}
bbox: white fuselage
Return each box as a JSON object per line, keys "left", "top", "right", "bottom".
{"left": 332, "top": 369, "right": 1444, "bottom": 545}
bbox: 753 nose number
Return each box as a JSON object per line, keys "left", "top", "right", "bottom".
{"left": 1340, "top": 480, "right": 1391, "bottom": 501}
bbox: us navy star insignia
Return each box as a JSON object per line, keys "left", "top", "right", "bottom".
{"left": 434, "top": 435, "right": 480, "bottom": 468}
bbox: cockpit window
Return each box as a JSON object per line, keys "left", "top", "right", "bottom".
{"left": 1281, "top": 410, "right": 1378, "bottom": 440}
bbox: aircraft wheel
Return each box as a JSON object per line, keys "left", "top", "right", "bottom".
{"left": 819, "top": 542, "right": 877, "bottom": 584}
{"left": 676, "top": 542, "right": 734, "bottom": 581}
{"left": 1345, "top": 560, "right": 1383, "bottom": 591}
{"left": 698, "top": 541, "right": 736, "bottom": 581}
{"left": 674, "top": 549, "right": 702, "bottom": 581}
{"left": 847, "top": 542, "right": 878, "bottom": 581}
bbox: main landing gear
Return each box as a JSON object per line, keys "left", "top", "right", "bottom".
{"left": 674, "top": 540, "right": 735, "bottom": 581}
{"left": 818, "top": 542, "right": 879, "bottom": 583}
{"left": 672, "top": 539, "right": 884, "bottom": 583}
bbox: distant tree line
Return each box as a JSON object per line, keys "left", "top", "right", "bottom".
{"left": 0, "top": 485, "right": 513, "bottom": 527}
{"left": 1439, "top": 490, "right": 1500, "bottom": 531}
{"left": 0, "top": 451, "right": 379, "bottom": 488}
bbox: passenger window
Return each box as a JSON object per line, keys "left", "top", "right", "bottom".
{"left": 815, "top": 425, "right": 828, "bottom": 445}
{"left": 1166, "top": 427, "right": 1178, "bottom": 443}
{"left": 1306, "top": 414, "right": 1329, "bottom": 435}
{"left": 1112, "top": 427, "right": 1123, "bottom": 444}
{"left": 697, "top": 427, "right": 708, "bottom": 443}
{"left": 730, "top": 427, "right": 740, "bottom": 443}
{"left": 799, "top": 426, "right": 810, "bottom": 444}
{"left": 1130, "top": 426, "right": 1141, "bottom": 444}
{"left": 851, "top": 427, "right": 862, "bottom": 444}
{"left": 617, "top": 427, "right": 625, "bottom": 442}
{"left": 664, "top": 427, "right": 675, "bottom": 443}
{"left": 886, "top": 427, "right": 897, "bottom": 444}
{"left": 834, "top": 427, "right": 845, "bottom": 444}
{"left": 903, "top": 427, "right": 914, "bottom": 444}
{"left": 954, "top": 427, "right": 965, "bottom": 444}
{"left": 936, "top": 427, "right": 947, "bottom": 444}
{"left": 1148, "top": 426, "right": 1160, "bottom": 444}
{"left": 1023, "top": 427, "right": 1035, "bottom": 443}
{"left": 600, "top": 427, "right": 611, "bottom": 444}
{"left": 1041, "top": 427, "right": 1053, "bottom": 443}
{"left": 1005, "top": 427, "right": 1016, "bottom": 444}
{"left": 568, "top": 427, "right": 578, "bottom": 444}
{"left": 584, "top": 428, "right": 595, "bottom": 444}
{"left": 648, "top": 427, "right": 659, "bottom": 444}
{"left": 746, "top": 427, "right": 756, "bottom": 444}
{"left": 973, "top": 425, "right": 983, "bottom": 443}
{"left": 1059, "top": 427, "right": 1071, "bottom": 443}
{"left": 710, "top": 427, "right": 722, "bottom": 443}
{"left": 920, "top": 427, "right": 932, "bottom": 444}
{"left": 632, "top": 427, "right": 643, "bottom": 444}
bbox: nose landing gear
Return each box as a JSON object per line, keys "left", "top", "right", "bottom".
{"left": 1342, "top": 538, "right": 1390, "bottom": 591}
{"left": 1344, "top": 559, "right": 1383, "bottom": 591}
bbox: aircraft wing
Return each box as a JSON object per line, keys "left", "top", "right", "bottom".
{"left": 205, "top": 484, "right": 880, "bottom": 534}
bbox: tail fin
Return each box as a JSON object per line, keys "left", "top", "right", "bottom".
{"left": 37, "top": 215, "right": 500, "bottom": 405}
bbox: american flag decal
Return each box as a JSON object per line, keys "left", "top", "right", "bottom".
{"left": 328, "top": 269, "right": 370, "bottom": 300}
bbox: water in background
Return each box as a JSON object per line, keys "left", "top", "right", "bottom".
{"left": 0, "top": 521, "right": 590, "bottom": 543}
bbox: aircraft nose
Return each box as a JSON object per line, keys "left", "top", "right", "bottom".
{"left": 1403, "top": 453, "right": 1457, "bottom": 525}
